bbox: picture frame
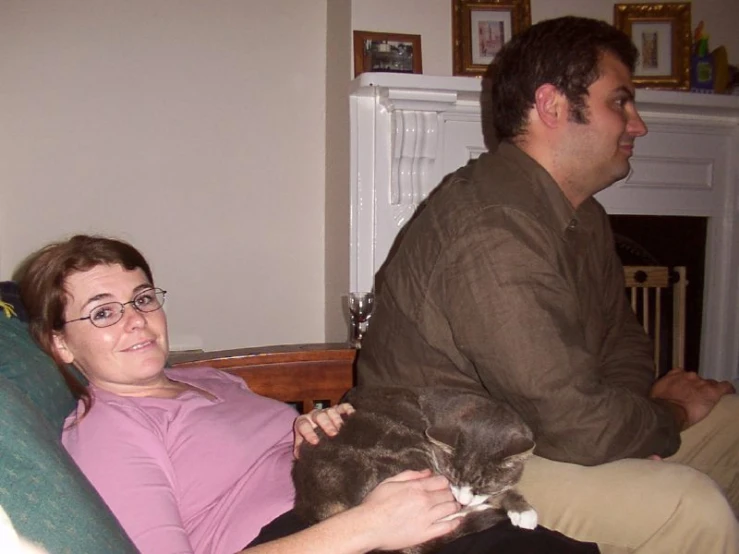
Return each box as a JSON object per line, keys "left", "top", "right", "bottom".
{"left": 613, "top": 3, "right": 691, "bottom": 90}
{"left": 353, "top": 31, "right": 423, "bottom": 78}
{"left": 452, "top": 0, "right": 532, "bottom": 77}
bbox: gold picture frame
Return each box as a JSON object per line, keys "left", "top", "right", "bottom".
{"left": 452, "top": 0, "right": 531, "bottom": 77}
{"left": 614, "top": 3, "right": 691, "bottom": 90}
{"left": 353, "top": 31, "right": 423, "bottom": 78}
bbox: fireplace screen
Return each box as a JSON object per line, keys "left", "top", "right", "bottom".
{"left": 611, "top": 215, "right": 707, "bottom": 375}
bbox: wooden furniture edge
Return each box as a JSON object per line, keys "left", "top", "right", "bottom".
{"left": 168, "top": 342, "right": 355, "bottom": 366}
{"left": 169, "top": 343, "right": 357, "bottom": 413}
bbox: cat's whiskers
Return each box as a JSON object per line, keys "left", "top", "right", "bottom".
{"left": 466, "top": 493, "right": 490, "bottom": 507}
{"left": 428, "top": 450, "right": 445, "bottom": 475}
{"left": 438, "top": 511, "right": 466, "bottom": 522}
{"left": 438, "top": 502, "right": 493, "bottom": 523}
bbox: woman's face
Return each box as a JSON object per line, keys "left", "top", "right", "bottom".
{"left": 52, "top": 264, "right": 169, "bottom": 394}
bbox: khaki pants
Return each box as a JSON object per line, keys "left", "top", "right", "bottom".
{"left": 518, "top": 394, "right": 739, "bottom": 553}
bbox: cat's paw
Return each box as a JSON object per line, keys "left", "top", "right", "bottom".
{"left": 508, "top": 508, "right": 538, "bottom": 530}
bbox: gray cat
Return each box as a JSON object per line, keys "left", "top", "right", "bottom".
{"left": 292, "top": 387, "right": 537, "bottom": 554}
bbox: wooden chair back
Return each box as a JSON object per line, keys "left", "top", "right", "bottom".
{"left": 623, "top": 266, "right": 687, "bottom": 377}
{"left": 170, "top": 344, "right": 357, "bottom": 413}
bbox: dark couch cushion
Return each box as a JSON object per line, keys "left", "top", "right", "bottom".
{"left": 0, "top": 374, "right": 138, "bottom": 553}
{"left": 0, "top": 313, "right": 76, "bottom": 431}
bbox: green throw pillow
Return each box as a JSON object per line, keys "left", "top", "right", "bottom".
{"left": 0, "top": 374, "right": 138, "bottom": 553}
{"left": 0, "top": 315, "right": 75, "bottom": 431}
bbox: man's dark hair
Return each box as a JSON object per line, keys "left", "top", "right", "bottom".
{"left": 483, "top": 16, "right": 638, "bottom": 142}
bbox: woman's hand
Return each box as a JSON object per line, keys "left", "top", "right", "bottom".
{"left": 293, "top": 403, "right": 355, "bottom": 458}
{"left": 353, "top": 469, "right": 462, "bottom": 551}
{"left": 239, "top": 469, "right": 461, "bottom": 554}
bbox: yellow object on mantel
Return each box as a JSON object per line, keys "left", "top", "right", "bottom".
{"left": 712, "top": 46, "right": 730, "bottom": 93}
{"left": 0, "top": 300, "right": 17, "bottom": 318}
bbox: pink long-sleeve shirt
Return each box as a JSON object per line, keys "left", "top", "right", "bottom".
{"left": 62, "top": 366, "right": 298, "bottom": 554}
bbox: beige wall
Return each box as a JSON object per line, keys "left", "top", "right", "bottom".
{"left": 352, "top": 0, "right": 739, "bottom": 75}
{"left": 0, "top": 0, "right": 329, "bottom": 351}
{"left": 1, "top": 1, "right": 735, "bottom": 351}
{"left": 324, "top": 0, "right": 352, "bottom": 342}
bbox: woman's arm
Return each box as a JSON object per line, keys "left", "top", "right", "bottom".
{"left": 63, "top": 408, "right": 195, "bottom": 554}
{"left": 242, "top": 470, "right": 461, "bottom": 554}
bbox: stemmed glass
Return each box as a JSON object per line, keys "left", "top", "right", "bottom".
{"left": 348, "top": 291, "right": 375, "bottom": 348}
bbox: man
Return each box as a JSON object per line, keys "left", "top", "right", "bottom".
{"left": 357, "top": 16, "right": 739, "bottom": 553}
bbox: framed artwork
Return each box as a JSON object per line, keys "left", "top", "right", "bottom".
{"left": 452, "top": 0, "right": 532, "bottom": 76}
{"left": 614, "top": 3, "right": 691, "bottom": 90}
{"left": 353, "top": 31, "right": 423, "bottom": 78}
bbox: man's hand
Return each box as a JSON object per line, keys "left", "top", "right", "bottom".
{"left": 650, "top": 368, "right": 735, "bottom": 429}
{"left": 292, "top": 403, "right": 355, "bottom": 458}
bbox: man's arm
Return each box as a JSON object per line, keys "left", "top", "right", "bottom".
{"left": 596, "top": 214, "right": 734, "bottom": 432}
{"left": 434, "top": 209, "right": 680, "bottom": 465}
{"left": 594, "top": 214, "right": 656, "bottom": 395}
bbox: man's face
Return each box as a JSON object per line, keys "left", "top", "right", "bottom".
{"left": 560, "top": 51, "right": 648, "bottom": 198}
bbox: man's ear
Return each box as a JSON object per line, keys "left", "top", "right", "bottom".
{"left": 533, "top": 84, "right": 566, "bottom": 129}
{"left": 52, "top": 332, "right": 75, "bottom": 364}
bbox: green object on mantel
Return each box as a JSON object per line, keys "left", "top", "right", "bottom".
{"left": 691, "top": 21, "right": 714, "bottom": 93}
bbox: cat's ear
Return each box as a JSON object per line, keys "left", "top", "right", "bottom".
{"left": 501, "top": 437, "right": 536, "bottom": 468}
{"left": 425, "top": 426, "right": 456, "bottom": 454}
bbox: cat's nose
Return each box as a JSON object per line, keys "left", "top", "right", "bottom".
{"left": 452, "top": 485, "right": 474, "bottom": 505}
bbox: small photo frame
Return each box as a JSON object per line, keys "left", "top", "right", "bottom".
{"left": 353, "top": 31, "right": 422, "bottom": 78}
{"left": 452, "top": 0, "right": 532, "bottom": 76}
{"left": 613, "top": 3, "right": 691, "bottom": 90}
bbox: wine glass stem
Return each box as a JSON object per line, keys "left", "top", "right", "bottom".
{"left": 350, "top": 317, "right": 363, "bottom": 347}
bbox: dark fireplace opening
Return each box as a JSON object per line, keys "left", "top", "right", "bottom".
{"left": 609, "top": 215, "right": 708, "bottom": 375}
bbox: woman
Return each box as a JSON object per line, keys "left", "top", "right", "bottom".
{"left": 19, "top": 235, "right": 597, "bottom": 554}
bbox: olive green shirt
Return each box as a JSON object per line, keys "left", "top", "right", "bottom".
{"left": 357, "top": 142, "right": 681, "bottom": 465}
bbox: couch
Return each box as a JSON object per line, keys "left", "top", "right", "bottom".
{"left": 0, "top": 283, "right": 355, "bottom": 552}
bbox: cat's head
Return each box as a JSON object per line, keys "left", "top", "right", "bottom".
{"left": 426, "top": 423, "right": 534, "bottom": 491}
{"left": 423, "top": 394, "right": 535, "bottom": 493}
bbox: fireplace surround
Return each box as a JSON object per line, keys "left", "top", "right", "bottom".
{"left": 349, "top": 73, "right": 739, "bottom": 380}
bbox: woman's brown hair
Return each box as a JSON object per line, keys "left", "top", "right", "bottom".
{"left": 16, "top": 235, "right": 154, "bottom": 416}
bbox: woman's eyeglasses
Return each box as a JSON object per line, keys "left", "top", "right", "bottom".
{"left": 63, "top": 288, "right": 167, "bottom": 328}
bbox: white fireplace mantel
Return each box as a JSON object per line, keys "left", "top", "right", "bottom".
{"left": 349, "top": 72, "right": 739, "bottom": 381}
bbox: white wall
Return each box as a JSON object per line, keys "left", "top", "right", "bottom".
{"left": 0, "top": 0, "right": 328, "bottom": 351}
{"left": 352, "top": 0, "right": 739, "bottom": 75}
